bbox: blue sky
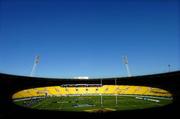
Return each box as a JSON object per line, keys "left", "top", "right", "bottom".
{"left": 0, "top": 0, "right": 179, "bottom": 78}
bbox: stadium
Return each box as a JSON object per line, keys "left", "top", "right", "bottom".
{"left": 13, "top": 84, "right": 172, "bottom": 112}
{"left": 0, "top": 71, "right": 179, "bottom": 119}
{"left": 1, "top": 0, "right": 179, "bottom": 118}
{"left": 11, "top": 56, "right": 173, "bottom": 113}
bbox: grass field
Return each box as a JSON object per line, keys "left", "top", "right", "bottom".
{"left": 14, "top": 95, "right": 172, "bottom": 112}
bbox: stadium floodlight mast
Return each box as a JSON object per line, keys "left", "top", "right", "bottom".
{"left": 30, "top": 55, "right": 40, "bottom": 76}
{"left": 123, "top": 56, "right": 131, "bottom": 77}
{"left": 168, "top": 64, "right": 171, "bottom": 72}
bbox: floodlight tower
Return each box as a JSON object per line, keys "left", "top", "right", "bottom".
{"left": 168, "top": 64, "right": 171, "bottom": 72}
{"left": 30, "top": 55, "right": 40, "bottom": 76}
{"left": 123, "top": 56, "right": 131, "bottom": 77}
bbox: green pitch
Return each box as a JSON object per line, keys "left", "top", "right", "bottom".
{"left": 14, "top": 95, "right": 172, "bottom": 112}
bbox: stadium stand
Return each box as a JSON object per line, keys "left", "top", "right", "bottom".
{"left": 12, "top": 85, "right": 171, "bottom": 99}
